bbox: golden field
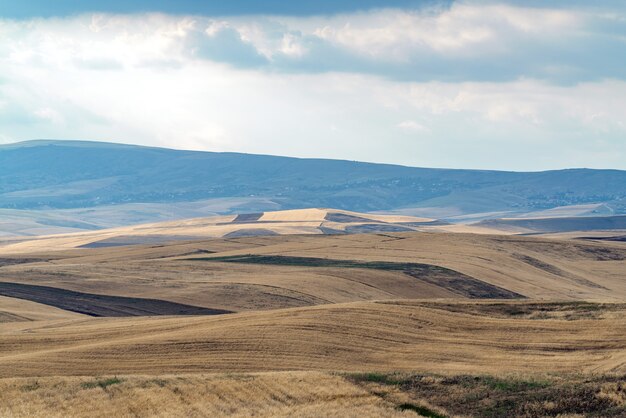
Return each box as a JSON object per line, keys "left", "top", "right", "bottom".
{"left": 1, "top": 300, "right": 625, "bottom": 378}
{"left": 1, "top": 209, "right": 625, "bottom": 416}
{"left": 0, "top": 372, "right": 423, "bottom": 418}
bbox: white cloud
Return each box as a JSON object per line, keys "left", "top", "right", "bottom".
{"left": 279, "top": 33, "right": 306, "bottom": 57}
{"left": 0, "top": 5, "right": 625, "bottom": 170}
{"left": 308, "top": 4, "right": 580, "bottom": 58}
{"left": 205, "top": 20, "right": 230, "bottom": 37}
{"left": 397, "top": 120, "right": 429, "bottom": 132}
{"left": 34, "top": 107, "right": 65, "bottom": 125}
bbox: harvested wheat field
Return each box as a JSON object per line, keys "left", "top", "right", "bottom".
{"left": 0, "top": 295, "right": 85, "bottom": 323}
{"left": 1, "top": 227, "right": 625, "bottom": 313}
{"left": 1, "top": 300, "right": 625, "bottom": 377}
{"left": 0, "top": 209, "right": 442, "bottom": 254}
{"left": 1, "top": 218, "right": 625, "bottom": 417}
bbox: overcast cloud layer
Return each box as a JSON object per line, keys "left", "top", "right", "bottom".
{"left": 1, "top": 1, "right": 625, "bottom": 170}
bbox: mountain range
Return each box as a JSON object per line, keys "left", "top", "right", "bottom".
{"left": 1, "top": 140, "right": 625, "bottom": 235}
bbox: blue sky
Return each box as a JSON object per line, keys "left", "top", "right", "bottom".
{"left": 1, "top": 1, "right": 625, "bottom": 170}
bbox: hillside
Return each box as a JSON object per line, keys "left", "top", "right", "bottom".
{"left": 1, "top": 228, "right": 625, "bottom": 318}
{"left": 2, "top": 222, "right": 625, "bottom": 416}
{"left": 2, "top": 141, "right": 626, "bottom": 230}
{"left": 475, "top": 214, "right": 626, "bottom": 234}
{"left": 0, "top": 208, "right": 447, "bottom": 253}
{"left": 1, "top": 300, "right": 624, "bottom": 378}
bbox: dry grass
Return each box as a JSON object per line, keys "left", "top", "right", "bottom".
{"left": 0, "top": 372, "right": 414, "bottom": 418}
{"left": 2, "top": 371, "right": 624, "bottom": 417}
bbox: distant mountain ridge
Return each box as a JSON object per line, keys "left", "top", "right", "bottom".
{"left": 2, "top": 140, "right": 625, "bottom": 218}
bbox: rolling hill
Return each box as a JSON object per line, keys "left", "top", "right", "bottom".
{"left": 0, "top": 208, "right": 446, "bottom": 253}
{"left": 2, "top": 216, "right": 625, "bottom": 416}
{"left": 3, "top": 141, "right": 626, "bottom": 416}
{"left": 2, "top": 300, "right": 624, "bottom": 378}
{"left": 2, "top": 225, "right": 625, "bottom": 317}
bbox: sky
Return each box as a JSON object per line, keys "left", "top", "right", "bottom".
{"left": 1, "top": 1, "right": 625, "bottom": 170}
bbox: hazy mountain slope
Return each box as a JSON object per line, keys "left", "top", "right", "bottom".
{"left": 0, "top": 198, "right": 279, "bottom": 237}
{"left": 475, "top": 215, "right": 626, "bottom": 234}
{"left": 2, "top": 140, "right": 625, "bottom": 217}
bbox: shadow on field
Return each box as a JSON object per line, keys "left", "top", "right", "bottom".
{"left": 187, "top": 254, "right": 525, "bottom": 299}
{"left": 0, "top": 282, "right": 231, "bottom": 317}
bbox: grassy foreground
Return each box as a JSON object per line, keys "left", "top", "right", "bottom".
{"left": 0, "top": 372, "right": 411, "bottom": 418}
{"left": 349, "top": 372, "right": 626, "bottom": 417}
{"left": 1, "top": 371, "right": 624, "bottom": 418}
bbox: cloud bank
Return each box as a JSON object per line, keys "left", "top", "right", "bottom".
{"left": 1, "top": 1, "right": 625, "bottom": 170}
